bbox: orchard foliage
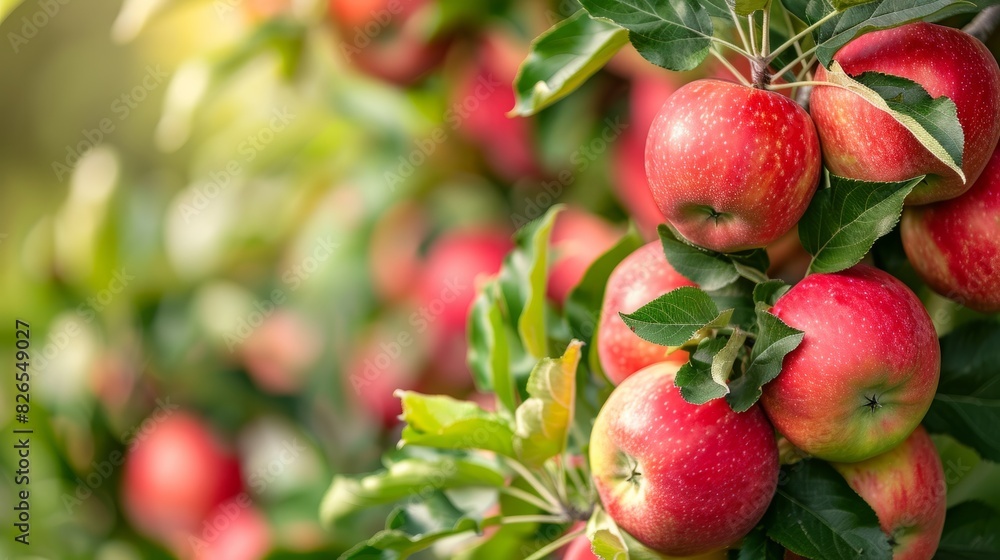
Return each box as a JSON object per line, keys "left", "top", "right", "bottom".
{"left": 325, "top": 1, "right": 1000, "bottom": 559}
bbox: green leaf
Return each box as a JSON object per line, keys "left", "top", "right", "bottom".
{"left": 658, "top": 225, "right": 768, "bottom": 290}
{"left": 780, "top": 0, "right": 978, "bottom": 67}
{"left": 675, "top": 331, "right": 746, "bottom": 404}
{"left": 565, "top": 225, "right": 644, "bottom": 344}
{"left": 320, "top": 456, "right": 505, "bottom": 527}
{"left": 619, "top": 286, "right": 733, "bottom": 348}
{"left": 923, "top": 320, "right": 1000, "bottom": 462}
{"left": 503, "top": 205, "right": 562, "bottom": 359}
{"left": 726, "top": 308, "right": 803, "bottom": 413}
{"left": 732, "top": 0, "right": 771, "bottom": 16}
{"left": 586, "top": 507, "right": 673, "bottom": 560}
{"left": 468, "top": 282, "right": 516, "bottom": 413}
{"left": 511, "top": 10, "right": 629, "bottom": 116}
{"left": 398, "top": 392, "right": 516, "bottom": 457}
{"left": 822, "top": 66, "right": 964, "bottom": 179}
{"left": 753, "top": 279, "right": 791, "bottom": 307}
{"left": 342, "top": 492, "right": 485, "bottom": 559}
{"left": 764, "top": 460, "right": 892, "bottom": 560}
{"left": 578, "top": 0, "right": 714, "bottom": 71}
{"left": 798, "top": 174, "right": 921, "bottom": 274}
{"left": 738, "top": 526, "right": 785, "bottom": 559}
{"left": 935, "top": 501, "right": 1000, "bottom": 560}
{"left": 514, "top": 340, "right": 581, "bottom": 466}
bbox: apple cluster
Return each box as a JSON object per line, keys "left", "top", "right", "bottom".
{"left": 587, "top": 22, "right": 1000, "bottom": 559}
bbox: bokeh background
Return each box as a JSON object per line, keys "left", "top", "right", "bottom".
{"left": 1, "top": 1, "right": 1000, "bottom": 559}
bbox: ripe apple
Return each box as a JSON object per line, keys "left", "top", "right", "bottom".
{"left": 416, "top": 228, "right": 512, "bottom": 389}
{"left": 122, "top": 414, "right": 243, "bottom": 549}
{"left": 612, "top": 75, "right": 676, "bottom": 237}
{"left": 547, "top": 207, "right": 620, "bottom": 305}
{"left": 418, "top": 228, "right": 512, "bottom": 335}
{"left": 345, "top": 316, "right": 428, "bottom": 429}
{"left": 191, "top": 504, "right": 272, "bottom": 560}
{"left": 645, "top": 79, "right": 821, "bottom": 252}
{"left": 809, "top": 22, "right": 1000, "bottom": 205}
{"left": 832, "top": 427, "right": 946, "bottom": 560}
{"left": 451, "top": 33, "right": 539, "bottom": 181}
{"left": 563, "top": 535, "right": 600, "bottom": 560}
{"left": 590, "top": 362, "right": 780, "bottom": 556}
{"left": 241, "top": 310, "right": 322, "bottom": 395}
{"left": 328, "top": 0, "right": 446, "bottom": 85}
{"left": 597, "top": 241, "right": 694, "bottom": 385}
{"left": 760, "top": 265, "right": 940, "bottom": 463}
{"left": 901, "top": 144, "right": 1000, "bottom": 312}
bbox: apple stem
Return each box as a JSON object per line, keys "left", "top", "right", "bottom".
{"left": 523, "top": 527, "right": 587, "bottom": 560}
{"left": 964, "top": 5, "right": 1000, "bottom": 42}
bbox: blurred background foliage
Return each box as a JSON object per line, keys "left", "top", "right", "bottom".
{"left": 0, "top": 0, "right": 999, "bottom": 559}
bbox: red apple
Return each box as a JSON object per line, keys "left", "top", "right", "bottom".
{"left": 597, "top": 241, "right": 694, "bottom": 385}
{"left": 328, "top": 0, "right": 446, "bottom": 85}
{"left": 901, "top": 144, "right": 1000, "bottom": 312}
{"left": 563, "top": 535, "right": 599, "bottom": 560}
{"left": 418, "top": 228, "right": 513, "bottom": 335}
{"left": 612, "top": 76, "right": 676, "bottom": 237}
{"left": 547, "top": 207, "right": 620, "bottom": 305}
{"left": 810, "top": 22, "right": 1000, "bottom": 205}
{"left": 590, "top": 362, "right": 779, "bottom": 556}
{"left": 191, "top": 504, "right": 272, "bottom": 560}
{"left": 646, "top": 79, "right": 821, "bottom": 252}
{"left": 345, "top": 317, "right": 428, "bottom": 429}
{"left": 241, "top": 310, "right": 321, "bottom": 395}
{"left": 831, "top": 426, "right": 946, "bottom": 560}
{"left": 760, "top": 265, "right": 940, "bottom": 463}
{"left": 122, "top": 414, "right": 243, "bottom": 550}
{"left": 452, "top": 33, "right": 539, "bottom": 180}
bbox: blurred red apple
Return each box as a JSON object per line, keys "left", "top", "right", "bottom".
{"left": 901, "top": 144, "right": 1000, "bottom": 312}
{"left": 451, "top": 32, "right": 539, "bottom": 180}
{"left": 345, "top": 317, "right": 428, "bottom": 429}
{"left": 328, "top": 0, "right": 447, "bottom": 85}
{"left": 547, "top": 207, "right": 620, "bottom": 305}
{"left": 122, "top": 413, "right": 243, "bottom": 550}
{"left": 241, "top": 310, "right": 322, "bottom": 395}
{"left": 191, "top": 504, "right": 271, "bottom": 560}
{"left": 369, "top": 201, "right": 428, "bottom": 302}
{"left": 612, "top": 76, "right": 676, "bottom": 237}
{"left": 597, "top": 241, "right": 694, "bottom": 385}
{"left": 417, "top": 227, "right": 512, "bottom": 390}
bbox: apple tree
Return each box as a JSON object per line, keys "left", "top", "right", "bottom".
{"left": 322, "top": 1, "right": 1000, "bottom": 558}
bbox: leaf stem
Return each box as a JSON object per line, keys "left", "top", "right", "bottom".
{"left": 524, "top": 527, "right": 587, "bottom": 560}
{"left": 771, "top": 44, "right": 818, "bottom": 81}
{"left": 504, "top": 457, "right": 564, "bottom": 513}
{"left": 767, "top": 80, "right": 841, "bottom": 91}
{"left": 761, "top": 1, "right": 772, "bottom": 57}
{"left": 710, "top": 36, "right": 752, "bottom": 58}
{"left": 710, "top": 48, "right": 751, "bottom": 86}
{"left": 728, "top": 5, "right": 752, "bottom": 55}
{"left": 782, "top": 8, "right": 803, "bottom": 58}
{"left": 499, "top": 486, "right": 564, "bottom": 515}
{"left": 768, "top": 10, "right": 840, "bottom": 62}
{"left": 747, "top": 14, "right": 758, "bottom": 57}
{"left": 501, "top": 514, "right": 570, "bottom": 526}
